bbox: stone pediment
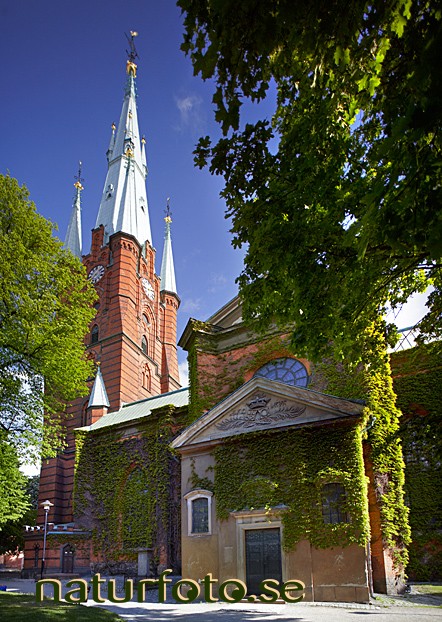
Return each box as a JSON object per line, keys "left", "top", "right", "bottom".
{"left": 172, "top": 377, "right": 364, "bottom": 450}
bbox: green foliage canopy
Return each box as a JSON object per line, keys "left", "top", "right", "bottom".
{"left": 0, "top": 436, "right": 30, "bottom": 528}
{"left": 0, "top": 474, "right": 38, "bottom": 550}
{"left": 0, "top": 175, "right": 97, "bottom": 460}
{"left": 179, "top": 0, "right": 442, "bottom": 363}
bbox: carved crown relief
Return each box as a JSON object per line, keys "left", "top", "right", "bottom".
{"left": 215, "top": 392, "right": 305, "bottom": 432}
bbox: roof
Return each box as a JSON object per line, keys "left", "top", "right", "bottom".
{"left": 206, "top": 294, "right": 242, "bottom": 328}
{"left": 79, "top": 387, "right": 189, "bottom": 432}
{"left": 160, "top": 218, "right": 177, "bottom": 294}
{"left": 88, "top": 366, "right": 110, "bottom": 408}
{"left": 94, "top": 66, "right": 152, "bottom": 247}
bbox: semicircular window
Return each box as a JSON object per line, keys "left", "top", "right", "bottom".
{"left": 254, "top": 358, "right": 308, "bottom": 388}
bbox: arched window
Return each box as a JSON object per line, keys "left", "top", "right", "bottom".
{"left": 141, "top": 335, "right": 148, "bottom": 355}
{"left": 321, "top": 483, "right": 349, "bottom": 524}
{"left": 91, "top": 325, "right": 99, "bottom": 345}
{"left": 142, "top": 364, "right": 151, "bottom": 392}
{"left": 184, "top": 490, "right": 213, "bottom": 536}
{"left": 254, "top": 358, "right": 308, "bottom": 387}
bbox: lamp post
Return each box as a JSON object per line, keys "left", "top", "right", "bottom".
{"left": 40, "top": 500, "right": 54, "bottom": 580}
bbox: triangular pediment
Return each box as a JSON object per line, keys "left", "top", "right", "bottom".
{"left": 172, "top": 377, "right": 364, "bottom": 450}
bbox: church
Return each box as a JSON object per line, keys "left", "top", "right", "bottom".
{"left": 23, "top": 42, "right": 427, "bottom": 603}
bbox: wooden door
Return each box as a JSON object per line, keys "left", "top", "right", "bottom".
{"left": 62, "top": 544, "right": 75, "bottom": 573}
{"left": 245, "top": 528, "right": 282, "bottom": 595}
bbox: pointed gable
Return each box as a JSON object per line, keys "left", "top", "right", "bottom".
{"left": 171, "top": 376, "right": 365, "bottom": 450}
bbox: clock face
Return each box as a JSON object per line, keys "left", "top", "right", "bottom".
{"left": 89, "top": 265, "right": 105, "bottom": 284}
{"left": 141, "top": 277, "right": 155, "bottom": 300}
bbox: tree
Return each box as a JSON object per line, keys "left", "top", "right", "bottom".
{"left": 0, "top": 175, "right": 97, "bottom": 462}
{"left": 0, "top": 436, "right": 30, "bottom": 528}
{"left": 0, "top": 472, "right": 38, "bottom": 549}
{"left": 178, "top": 0, "right": 442, "bottom": 363}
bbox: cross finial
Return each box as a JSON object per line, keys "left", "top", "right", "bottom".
{"left": 74, "top": 161, "right": 84, "bottom": 190}
{"left": 125, "top": 31, "right": 139, "bottom": 63}
{"left": 164, "top": 197, "right": 172, "bottom": 223}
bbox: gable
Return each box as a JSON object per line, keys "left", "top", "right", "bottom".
{"left": 172, "top": 377, "right": 364, "bottom": 450}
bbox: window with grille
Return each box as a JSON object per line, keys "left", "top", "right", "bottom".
{"left": 321, "top": 483, "right": 349, "bottom": 524}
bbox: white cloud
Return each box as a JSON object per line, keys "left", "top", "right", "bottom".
{"left": 174, "top": 94, "right": 204, "bottom": 132}
{"left": 178, "top": 360, "right": 189, "bottom": 387}
{"left": 181, "top": 297, "right": 202, "bottom": 313}
{"left": 208, "top": 272, "right": 227, "bottom": 294}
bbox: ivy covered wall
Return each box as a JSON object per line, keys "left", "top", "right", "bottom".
{"left": 185, "top": 319, "right": 411, "bottom": 576}
{"left": 73, "top": 406, "right": 185, "bottom": 574}
{"left": 391, "top": 343, "right": 442, "bottom": 580}
{"left": 186, "top": 320, "right": 299, "bottom": 419}
{"left": 214, "top": 422, "right": 370, "bottom": 551}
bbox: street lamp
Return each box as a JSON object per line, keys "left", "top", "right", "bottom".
{"left": 40, "top": 500, "right": 54, "bottom": 580}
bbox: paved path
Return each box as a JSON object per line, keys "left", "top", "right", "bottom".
{"left": 1, "top": 577, "right": 441, "bottom": 622}
{"left": 87, "top": 600, "right": 442, "bottom": 622}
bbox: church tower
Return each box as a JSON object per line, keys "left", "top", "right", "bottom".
{"left": 34, "top": 35, "right": 180, "bottom": 529}
{"left": 82, "top": 41, "right": 180, "bottom": 409}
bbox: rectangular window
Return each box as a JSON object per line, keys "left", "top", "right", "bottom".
{"left": 321, "top": 483, "right": 349, "bottom": 524}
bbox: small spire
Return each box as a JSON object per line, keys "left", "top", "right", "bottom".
{"left": 64, "top": 162, "right": 83, "bottom": 258}
{"left": 89, "top": 364, "right": 110, "bottom": 409}
{"left": 160, "top": 198, "right": 177, "bottom": 294}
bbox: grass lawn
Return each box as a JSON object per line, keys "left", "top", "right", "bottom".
{"left": 412, "top": 584, "right": 442, "bottom": 596}
{"left": 0, "top": 592, "right": 122, "bottom": 622}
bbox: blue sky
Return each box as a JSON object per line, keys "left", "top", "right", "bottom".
{"left": 0, "top": 0, "right": 252, "bottom": 382}
{"left": 1, "top": 0, "right": 429, "bottom": 388}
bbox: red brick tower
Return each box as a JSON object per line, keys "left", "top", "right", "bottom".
{"left": 24, "top": 38, "right": 180, "bottom": 572}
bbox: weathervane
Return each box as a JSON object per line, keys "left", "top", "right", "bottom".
{"left": 125, "top": 31, "right": 139, "bottom": 63}
{"left": 74, "top": 161, "right": 84, "bottom": 190}
{"left": 165, "top": 197, "right": 172, "bottom": 223}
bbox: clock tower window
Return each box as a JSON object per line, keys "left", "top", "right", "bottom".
{"left": 141, "top": 335, "right": 148, "bottom": 356}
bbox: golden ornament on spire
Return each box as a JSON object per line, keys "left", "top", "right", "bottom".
{"left": 126, "top": 60, "right": 137, "bottom": 77}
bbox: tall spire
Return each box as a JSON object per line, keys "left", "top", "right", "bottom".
{"left": 94, "top": 32, "right": 152, "bottom": 247}
{"left": 160, "top": 198, "right": 177, "bottom": 294}
{"left": 64, "top": 162, "right": 83, "bottom": 258}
